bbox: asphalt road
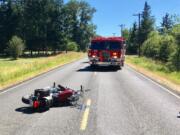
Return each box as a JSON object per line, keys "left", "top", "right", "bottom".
{"left": 0, "top": 58, "right": 180, "bottom": 135}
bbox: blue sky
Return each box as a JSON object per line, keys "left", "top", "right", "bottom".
{"left": 65, "top": 0, "right": 180, "bottom": 36}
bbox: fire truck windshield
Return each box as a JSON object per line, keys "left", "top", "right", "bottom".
{"left": 90, "top": 41, "right": 122, "bottom": 50}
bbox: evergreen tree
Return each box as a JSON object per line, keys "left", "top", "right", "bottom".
{"left": 139, "top": 1, "right": 154, "bottom": 45}
{"left": 161, "top": 13, "right": 173, "bottom": 30}
{"left": 128, "top": 22, "right": 138, "bottom": 54}
{"left": 0, "top": 0, "right": 20, "bottom": 54}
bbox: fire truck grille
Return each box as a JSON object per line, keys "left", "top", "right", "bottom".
{"left": 102, "top": 51, "right": 110, "bottom": 61}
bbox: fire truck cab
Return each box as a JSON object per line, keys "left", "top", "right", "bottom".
{"left": 88, "top": 37, "right": 126, "bottom": 69}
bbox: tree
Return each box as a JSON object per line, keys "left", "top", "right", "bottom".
{"left": 78, "top": 1, "right": 96, "bottom": 51}
{"left": 127, "top": 22, "right": 138, "bottom": 54}
{"left": 23, "top": 0, "right": 65, "bottom": 55}
{"left": 122, "top": 28, "right": 129, "bottom": 40}
{"left": 0, "top": 0, "right": 96, "bottom": 55}
{"left": 0, "top": 0, "right": 20, "bottom": 54}
{"left": 23, "top": 0, "right": 46, "bottom": 54}
{"left": 141, "top": 31, "right": 161, "bottom": 59}
{"left": 139, "top": 1, "right": 154, "bottom": 45}
{"left": 63, "top": 0, "right": 79, "bottom": 41}
{"left": 7, "top": 35, "right": 25, "bottom": 59}
{"left": 168, "top": 44, "right": 180, "bottom": 71}
{"left": 64, "top": 0, "right": 96, "bottom": 51}
{"left": 159, "top": 35, "right": 175, "bottom": 62}
{"left": 161, "top": 13, "right": 173, "bottom": 30}
{"left": 67, "top": 41, "right": 78, "bottom": 51}
{"left": 46, "top": 0, "right": 65, "bottom": 54}
{"left": 168, "top": 24, "right": 180, "bottom": 71}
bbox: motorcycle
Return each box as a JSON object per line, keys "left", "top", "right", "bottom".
{"left": 22, "top": 82, "right": 84, "bottom": 110}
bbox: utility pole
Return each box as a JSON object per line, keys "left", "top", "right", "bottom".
{"left": 119, "top": 24, "right": 125, "bottom": 37}
{"left": 133, "top": 13, "right": 142, "bottom": 57}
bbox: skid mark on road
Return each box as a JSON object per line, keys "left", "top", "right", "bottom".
{"left": 80, "top": 99, "right": 91, "bottom": 131}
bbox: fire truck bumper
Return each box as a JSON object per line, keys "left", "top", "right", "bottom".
{"left": 89, "top": 59, "right": 121, "bottom": 66}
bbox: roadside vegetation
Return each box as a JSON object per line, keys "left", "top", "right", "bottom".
{"left": 0, "top": 0, "right": 95, "bottom": 89}
{"left": 7, "top": 36, "right": 25, "bottom": 59}
{"left": 122, "top": 1, "right": 180, "bottom": 90}
{"left": 126, "top": 56, "right": 180, "bottom": 85}
{"left": 0, "top": 52, "right": 85, "bottom": 89}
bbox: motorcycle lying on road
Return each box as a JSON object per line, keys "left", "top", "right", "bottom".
{"left": 22, "top": 83, "right": 85, "bottom": 110}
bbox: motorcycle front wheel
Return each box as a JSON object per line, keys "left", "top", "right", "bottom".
{"left": 22, "top": 95, "right": 30, "bottom": 104}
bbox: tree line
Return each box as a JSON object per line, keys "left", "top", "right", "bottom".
{"left": 123, "top": 1, "right": 180, "bottom": 71}
{"left": 0, "top": 0, "right": 96, "bottom": 58}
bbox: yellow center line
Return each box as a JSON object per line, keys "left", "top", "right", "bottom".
{"left": 80, "top": 99, "right": 92, "bottom": 131}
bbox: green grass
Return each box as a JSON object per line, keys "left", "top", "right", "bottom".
{"left": 0, "top": 52, "right": 85, "bottom": 89}
{"left": 126, "top": 55, "right": 180, "bottom": 85}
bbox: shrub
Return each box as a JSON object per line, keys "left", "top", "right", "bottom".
{"left": 167, "top": 33, "right": 180, "bottom": 71}
{"left": 67, "top": 41, "right": 78, "bottom": 51}
{"left": 168, "top": 47, "right": 180, "bottom": 71}
{"left": 7, "top": 36, "right": 25, "bottom": 59}
{"left": 142, "top": 31, "right": 161, "bottom": 59}
{"left": 159, "top": 35, "right": 175, "bottom": 62}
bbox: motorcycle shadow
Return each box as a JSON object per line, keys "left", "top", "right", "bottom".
{"left": 15, "top": 107, "right": 49, "bottom": 114}
{"left": 15, "top": 102, "right": 82, "bottom": 114}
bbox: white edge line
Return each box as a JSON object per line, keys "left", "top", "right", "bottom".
{"left": 126, "top": 65, "right": 180, "bottom": 100}
{"left": 0, "top": 91, "right": 7, "bottom": 94}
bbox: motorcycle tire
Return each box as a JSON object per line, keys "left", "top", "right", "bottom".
{"left": 42, "top": 99, "right": 50, "bottom": 109}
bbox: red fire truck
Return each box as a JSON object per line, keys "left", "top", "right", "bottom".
{"left": 88, "top": 37, "right": 126, "bottom": 69}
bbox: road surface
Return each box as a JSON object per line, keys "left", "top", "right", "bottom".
{"left": 0, "top": 58, "right": 180, "bottom": 135}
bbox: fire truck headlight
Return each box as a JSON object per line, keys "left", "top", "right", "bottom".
{"left": 92, "top": 55, "right": 96, "bottom": 58}
{"left": 113, "top": 56, "right": 118, "bottom": 59}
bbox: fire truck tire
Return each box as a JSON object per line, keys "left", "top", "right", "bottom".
{"left": 22, "top": 95, "right": 30, "bottom": 104}
{"left": 90, "top": 64, "right": 97, "bottom": 69}
{"left": 117, "top": 65, "right": 122, "bottom": 70}
{"left": 122, "top": 61, "right": 124, "bottom": 67}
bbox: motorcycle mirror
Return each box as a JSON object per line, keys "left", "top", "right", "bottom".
{"left": 80, "top": 85, "right": 84, "bottom": 92}
{"left": 53, "top": 82, "right": 56, "bottom": 88}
